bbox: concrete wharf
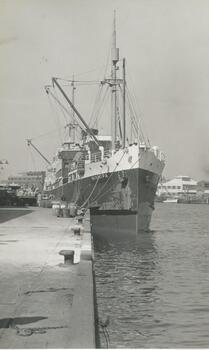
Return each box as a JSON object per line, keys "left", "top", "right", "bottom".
{"left": 0, "top": 207, "right": 97, "bottom": 348}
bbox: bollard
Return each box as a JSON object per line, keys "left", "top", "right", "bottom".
{"left": 52, "top": 203, "right": 60, "bottom": 216}
{"left": 70, "top": 224, "right": 84, "bottom": 236}
{"left": 63, "top": 208, "right": 70, "bottom": 218}
{"left": 56, "top": 207, "right": 62, "bottom": 217}
{"left": 68, "top": 203, "right": 77, "bottom": 217}
{"left": 71, "top": 226, "right": 81, "bottom": 235}
{"left": 76, "top": 216, "right": 83, "bottom": 224}
{"left": 59, "top": 250, "right": 74, "bottom": 265}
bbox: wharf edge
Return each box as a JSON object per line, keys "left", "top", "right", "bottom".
{"left": 0, "top": 207, "right": 99, "bottom": 349}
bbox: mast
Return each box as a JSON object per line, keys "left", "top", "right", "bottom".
{"left": 52, "top": 77, "right": 99, "bottom": 146}
{"left": 111, "top": 11, "right": 119, "bottom": 149}
{"left": 122, "top": 58, "right": 126, "bottom": 148}
{"left": 71, "top": 75, "right": 76, "bottom": 142}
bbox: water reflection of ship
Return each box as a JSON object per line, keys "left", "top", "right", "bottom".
{"left": 40, "top": 14, "right": 165, "bottom": 236}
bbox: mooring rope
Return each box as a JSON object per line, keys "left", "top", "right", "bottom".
{"left": 91, "top": 150, "right": 126, "bottom": 203}
{"left": 79, "top": 174, "right": 101, "bottom": 210}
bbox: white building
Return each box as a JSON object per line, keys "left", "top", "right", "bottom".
{"left": 157, "top": 175, "right": 197, "bottom": 198}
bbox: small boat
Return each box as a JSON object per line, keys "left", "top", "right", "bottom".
{"left": 163, "top": 198, "right": 178, "bottom": 203}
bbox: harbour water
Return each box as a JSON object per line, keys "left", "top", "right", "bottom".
{"left": 94, "top": 203, "right": 209, "bottom": 348}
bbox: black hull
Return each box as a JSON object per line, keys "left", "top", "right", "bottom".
{"left": 90, "top": 208, "right": 152, "bottom": 237}
{"left": 45, "top": 167, "right": 160, "bottom": 234}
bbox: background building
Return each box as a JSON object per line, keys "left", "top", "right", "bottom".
{"left": 8, "top": 171, "right": 45, "bottom": 191}
{"left": 157, "top": 175, "right": 197, "bottom": 198}
{"left": 196, "top": 180, "right": 209, "bottom": 202}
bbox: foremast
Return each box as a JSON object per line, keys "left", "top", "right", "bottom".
{"left": 104, "top": 12, "right": 126, "bottom": 150}
{"left": 111, "top": 12, "right": 119, "bottom": 149}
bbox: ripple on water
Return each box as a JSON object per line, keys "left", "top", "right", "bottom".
{"left": 94, "top": 204, "right": 209, "bottom": 348}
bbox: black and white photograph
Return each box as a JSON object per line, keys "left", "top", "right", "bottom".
{"left": 0, "top": 0, "right": 209, "bottom": 348}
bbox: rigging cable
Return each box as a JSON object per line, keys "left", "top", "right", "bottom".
{"left": 55, "top": 62, "right": 107, "bottom": 81}
{"left": 102, "top": 27, "right": 112, "bottom": 80}
{"left": 89, "top": 28, "right": 112, "bottom": 128}
{"left": 99, "top": 321, "right": 110, "bottom": 348}
{"left": 126, "top": 89, "right": 140, "bottom": 138}
{"left": 126, "top": 62, "right": 150, "bottom": 147}
{"left": 118, "top": 83, "right": 139, "bottom": 142}
{"left": 54, "top": 87, "right": 68, "bottom": 124}
{"left": 47, "top": 86, "right": 88, "bottom": 138}
{"left": 89, "top": 83, "right": 104, "bottom": 127}
{"left": 126, "top": 87, "right": 146, "bottom": 144}
{"left": 29, "top": 126, "right": 66, "bottom": 142}
{"left": 92, "top": 85, "right": 110, "bottom": 129}
{"left": 28, "top": 145, "right": 37, "bottom": 171}
{"left": 78, "top": 174, "right": 102, "bottom": 210}
{"left": 89, "top": 149, "right": 126, "bottom": 205}
{"left": 47, "top": 93, "right": 63, "bottom": 144}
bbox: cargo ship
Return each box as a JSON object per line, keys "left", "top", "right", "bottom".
{"left": 42, "top": 15, "right": 165, "bottom": 235}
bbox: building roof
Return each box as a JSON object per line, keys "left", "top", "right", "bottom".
{"left": 163, "top": 176, "right": 197, "bottom": 186}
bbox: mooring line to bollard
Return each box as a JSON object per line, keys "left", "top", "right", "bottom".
{"left": 99, "top": 316, "right": 110, "bottom": 348}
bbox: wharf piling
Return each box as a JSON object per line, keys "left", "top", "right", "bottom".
{"left": 0, "top": 207, "right": 97, "bottom": 348}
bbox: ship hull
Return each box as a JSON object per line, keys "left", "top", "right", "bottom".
{"left": 90, "top": 206, "right": 152, "bottom": 237}
{"left": 44, "top": 165, "right": 160, "bottom": 235}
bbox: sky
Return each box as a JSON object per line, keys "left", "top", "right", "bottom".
{"left": 1, "top": 0, "right": 209, "bottom": 181}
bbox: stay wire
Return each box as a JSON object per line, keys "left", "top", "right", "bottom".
{"left": 126, "top": 62, "right": 150, "bottom": 146}
{"left": 89, "top": 150, "right": 126, "bottom": 205}
{"left": 89, "top": 83, "right": 104, "bottom": 127}
{"left": 53, "top": 88, "right": 68, "bottom": 124}
{"left": 92, "top": 85, "right": 110, "bottom": 129}
{"left": 47, "top": 94, "right": 63, "bottom": 144}
{"left": 28, "top": 145, "right": 37, "bottom": 171}
{"left": 78, "top": 174, "right": 101, "bottom": 210}
{"left": 126, "top": 87, "right": 145, "bottom": 143}
{"left": 56, "top": 63, "right": 107, "bottom": 80}
{"left": 48, "top": 86, "right": 85, "bottom": 137}
{"left": 89, "top": 27, "right": 112, "bottom": 128}
{"left": 30, "top": 126, "right": 66, "bottom": 142}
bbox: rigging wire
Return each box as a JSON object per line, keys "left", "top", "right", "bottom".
{"left": 47, "top": 93, "right": 63, "bottom": 144}
{"left": 78, "top": 28, "right": 112, "bottom": 130}
{"left": 89, "top": 83, "right": 104, "bottom": 128}
{"left": 89, "top": 150, "right": 126, "bottom": 205}
{"left": 92, "top": 85, "right": 110, "bottom": 129}
{"left": 116, "top": 105, "right": 122, "bottom": 141}
{"left": 90, "top": 30, "right": 113, "bottom": 129}
{"left": 30, "top": 126, "right": 66, "bottom": 141}
{"left": 54, "top": 87, "right": 68, "bottom": 124}
{"left": 28, "top": 145, "right": 37, "bottom": 172}
{"left": 78, "top": 174, "right": 101, "bottom": 209}
{"left": 100, "top": 322, "right": 110, "bottom": 348}
{"left": 126, "top": 87, "right": 146, "bottom": 144}
{"left": 126, "top": 89, "right": 140, "bottom": 137}
{"left": 55, "top": 62, "right": 108, "bottom": 81}
{"left": 102, "top": 28, "right": 112, "bottom": 80}
{"left": 126, "top": 62, "right": 150, "bottom": 146}
{"left": 117, "top": 84, "right": 139, "bottom": 143}
{"left": 56, "top": 79, "right": 101, "bottom": 84}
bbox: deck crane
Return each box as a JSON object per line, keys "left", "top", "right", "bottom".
{"left": 27, "top": 139, "right": 51, "bottom": 165}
